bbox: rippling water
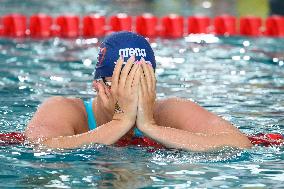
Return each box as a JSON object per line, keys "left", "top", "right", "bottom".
{"left": 0, "top": 34, "right": 284, "bottom": 188}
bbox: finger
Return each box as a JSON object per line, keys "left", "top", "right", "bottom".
{"left": 141, "top": 58, "right": 152, "bottom": 93}
{"left": 138, "top": 79, "right": 143, "bottom": 109}
{"left": 140, "top": 72, "right": 147, "bottom": 96}
{"left": 132, "top": 65, "right": 141, "bottom": 93}
{"left": 148, "top": 62, "right": 156, "bottom": 92}
{"left": 125, "top": 63, "right": 139, "bottom": 92}
{"left": 119, "top": 55, "right": 135, "bottom": 89}
{"left": 111, "top": 56, "right": 124, "bottom": 91}
{"left": 104, "top": 85, "right": 111, "bottom": 98}
{"left": 143, "top": 59, "right": 156, "bottom": 92}
{"left": 92, "top": 81, "right": 99, "bottom": 91}
{"left": 97, "top": 83, "right": 108, "bottom": 104}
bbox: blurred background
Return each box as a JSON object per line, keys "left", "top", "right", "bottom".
{"left": 0, "top": 0, "right": 283, "bottom": 17}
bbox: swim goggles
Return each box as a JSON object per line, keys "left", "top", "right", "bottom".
{"left": 96, "top": 77, "right": 112, "bottom": 88}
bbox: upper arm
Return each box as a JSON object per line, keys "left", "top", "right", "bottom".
{"left": 25, "top": 96, "right": 86, "bottom": 140}
{"left": 154, "top": 98, "right": 239, "bottom": 134}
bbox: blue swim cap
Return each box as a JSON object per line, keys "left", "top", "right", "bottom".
{"left": 94, "top": 31, "right": 156, "bottom": 80}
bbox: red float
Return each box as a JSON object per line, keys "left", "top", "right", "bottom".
{"left": 0, "top": 26, "right": 3, "bottom": 36}
{"left": 240, "top": 16, "right": 262, "bottom": 37}
{"left": 0, "top": 132, "right": 25, "bottom": 145}
{"left": 110, "top": 13, "right": 132, "bottom": 32}
{"left": 265, "top": 15, "right": 284, "bottom": 37}
{"left": 2, "top": 14, "right": 26, "bottom": 37}
{"left": 161, "top": 14, "right": 184, "bottom": 38}
{"left": 188, "top": 16, "right": 211, "bottom": 34}
{"left": 115, "top": 137, "right": 164, "bottom": 148}
{"left": 55, "top": 15, "right": 80, "bottom": 38}
{"left": 214, "top": 14, "right": 236, "bottom": 36}
{"left": 0, "top": 132, "right": 282, "bottom": 147}
{"left": 136, "top": 13, "right": 158, "bottom": 38}
{"left": 265, "top": 133, "right": 283, "bottom": 140}
{"left": 248, "top": 133, "right": 283, "bottom": 146}
{"left": 30, "top": 14, "right": 53, "bottom": 38}
{"left": 83, "top": 14, "right": 106, "bottom": 37}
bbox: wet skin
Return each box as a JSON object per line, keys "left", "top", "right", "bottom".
{"left": 25, "top": 56, "right": 252, "bottom": 151}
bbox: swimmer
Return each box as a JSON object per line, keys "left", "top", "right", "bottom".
{"left": 25, "top": 31, "right": 252, "bottom": 151}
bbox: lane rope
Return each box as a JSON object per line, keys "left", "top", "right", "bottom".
{"left": 0, "top": 14, "right": 283, "bottom": 38}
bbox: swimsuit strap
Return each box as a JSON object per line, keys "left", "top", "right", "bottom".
{"left": 84, "top": 99, "right": 97, "bottom": 130}
{"left": 134, "top": 128, "right": 143, "bottom": 137}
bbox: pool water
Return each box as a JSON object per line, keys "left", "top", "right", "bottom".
{"left": 0, "top": 34, "right": 283, "bottom": 188}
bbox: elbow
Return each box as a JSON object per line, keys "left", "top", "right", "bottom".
{"left": 24, "top": 127, "right": 42, "bottom": 144}
{"left": 219, "top": 133, "right": 253, "bottom": 150}
{"left": 227, "top": 132, "right": 253, "bottom": 149}
{"left": 235, "top": 135, "right": 253, "bottom": 149}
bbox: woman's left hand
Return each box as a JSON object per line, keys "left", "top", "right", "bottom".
{"left": 93, "top": 81, "right": 116, "bottom": 119}
{"left": 136, "top": 58, "right": 157, "bottom": 130}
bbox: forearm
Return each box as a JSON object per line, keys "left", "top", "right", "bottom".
{"left": 41, "top": 119, "right": 132, "bottom": 148}
{"left": 140, "top": 124, "right": 252, "bottom": 151}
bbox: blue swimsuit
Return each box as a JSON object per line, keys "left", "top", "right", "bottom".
{"left": 83, "top": 99, "right": 143, "bottom": 137}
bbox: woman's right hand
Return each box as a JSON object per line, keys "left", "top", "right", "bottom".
{"left": 111, "top": 56, "right": 141, "bottom": 124}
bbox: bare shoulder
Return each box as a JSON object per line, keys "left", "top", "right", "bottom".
{"left": 34, "top": 96, "right": 85, "bottom": 119}
{"left": 154, "top": 97, "right": 239, "bottom": 134}
{"left": 25, "top": 96, "right": 88, "bottom": 139}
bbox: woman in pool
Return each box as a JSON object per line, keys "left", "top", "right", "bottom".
{"left": 25, "top": 31, "right": 252, "bottom": 151}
